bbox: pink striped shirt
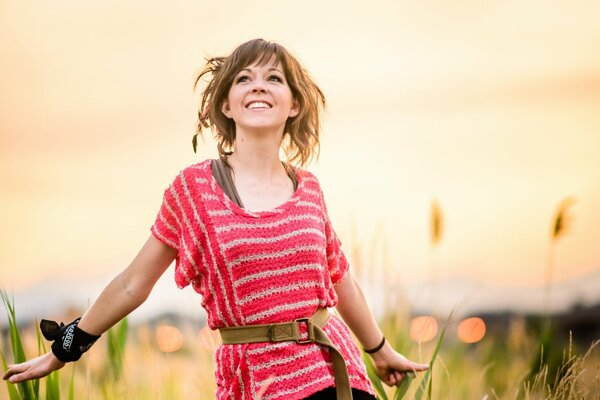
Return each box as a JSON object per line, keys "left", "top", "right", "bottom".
{"left": 151, "top": 160, "right": 375, "bottom": 399}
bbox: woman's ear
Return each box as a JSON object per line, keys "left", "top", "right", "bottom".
{"left": 221, "top": 101, "right": 232, "bottom": 118}
{"left": 288, "top": 99, "right": 300, "bottom": 118}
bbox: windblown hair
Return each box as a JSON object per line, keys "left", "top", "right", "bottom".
{"left": 193, "top": 39, "right": 326, "bottom": 167}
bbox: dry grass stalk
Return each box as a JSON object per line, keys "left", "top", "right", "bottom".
{"left": 544, "top": 197, "right": 575, "bottom": 318}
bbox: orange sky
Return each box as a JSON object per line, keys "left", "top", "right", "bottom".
{"left": 1, "top": 1, "right": 599, "bottom": 301}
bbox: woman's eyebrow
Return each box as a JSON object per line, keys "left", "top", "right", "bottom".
{"left": 237, "top": 67, "right": 283, "bottom": 75}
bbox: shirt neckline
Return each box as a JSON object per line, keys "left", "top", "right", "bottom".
{"left": 207, "top": 159, "right": 304, "bottom": 218}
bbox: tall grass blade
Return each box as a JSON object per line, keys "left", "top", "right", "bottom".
{"left": 46, "top": 371, "right": 60, "bottom": 400}
{"left": 32, "top": 374, "right": 40, "bottom": 396}
{"left": 33, "top": 319, "right": 44, "bottom": 398}
{"left": 429, "top": 198, "right": 443, "bottom": 247}
{"left": 35, "top": 318, "right": 43, "bottom": 355}
{"left": 1, "top": 352, "right": 21, "bottom": 400}
{"left": 42, "top": 320, "right": 60, "bottom": 400}
{"left": 427, "top": 368, "right": 433, "bottom": 399}
{"left": 415, "top": 311, "right": 452, "bottom": 400}
{"left": 107, "top": 317, "right": 129, "bottom": 381}
{"left": 68, "top": 365, "right": 76, "bottom": 400}
{"left": 544, "top": 197, "right": 575, "bottom": 325}
{"left": 1, "top": 289, "right": 37, "bottom": 400}
{"left": 362, "top": 351, "right": 389, "bottom": 400}
{"left": 393, "top": 372, "right": 414, "bottom": 399}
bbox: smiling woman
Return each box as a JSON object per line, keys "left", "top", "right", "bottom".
{"left": 194, "top": 39, "right": 325, "bottom": 167}
{"left": 2, "top": 38, "right": 428, "bottom": 400}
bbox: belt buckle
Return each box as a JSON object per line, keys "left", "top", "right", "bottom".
{"left": 295, "top": 318, "right": 315, "bottom": 344}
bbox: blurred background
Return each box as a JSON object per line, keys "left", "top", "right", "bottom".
{"left": 1, "top": 1, "right": 599, "bottom": 398}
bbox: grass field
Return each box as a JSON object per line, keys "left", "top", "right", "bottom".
{"left": 2, "top": 287, "right": 598, "bottom": 399}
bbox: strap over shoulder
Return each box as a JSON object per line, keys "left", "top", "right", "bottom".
{"left": 211, "top": 158, "right": 244, "bottom": 207}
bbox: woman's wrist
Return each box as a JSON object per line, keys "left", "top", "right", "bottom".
{"left": 368, "top": 339, "right": 395, "bottom": 361}
{"left": 47, "top": 351, "right": 66, "bottom": 367}
{"left": 363, "top": 336, "right": 386, "bottom": 354}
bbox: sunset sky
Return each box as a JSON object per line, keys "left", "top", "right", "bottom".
{"left": 1, "top": 1, "right": 599, "bottom": 316}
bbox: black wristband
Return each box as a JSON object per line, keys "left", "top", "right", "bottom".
{"left": 40, "top": 318, "right": 100, "bottom": 363}
{"left": 364, "top": 336, "right": 386, "bottom": 354}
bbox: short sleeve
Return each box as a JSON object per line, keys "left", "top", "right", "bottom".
{"left": 150, "top": 172, "right": 200, "bottom": 289}
{"left": 151, "top": 182, "right": 181, "bottom": 251}
{"left": 319, "top": 188, "right": 350, "bottom": 284}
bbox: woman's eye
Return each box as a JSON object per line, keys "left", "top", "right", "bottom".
{"left": 236, "top": 75, "right": 250, "bottom": 83}
{"left": 268, "top": 75, "right": 283, "bottom": 83}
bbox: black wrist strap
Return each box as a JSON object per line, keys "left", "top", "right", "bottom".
{"left": 40, "top": 318, "right": 100, "bottom": 363}
{"left": 364, "top": 336, "right": 386, "bottom": 354}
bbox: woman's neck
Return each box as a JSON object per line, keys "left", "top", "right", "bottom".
{"left": 227, "top": 132, "right": 287, "bottom": 183}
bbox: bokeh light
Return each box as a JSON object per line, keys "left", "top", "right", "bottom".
{"left": 155, "top": 324, "right": 184, "bottom": 353}
{"left": 409, "top": 315, "right": 438, "bottom": 343}
{"left": 458, "top": 317, "right": 486, "bottom": 344}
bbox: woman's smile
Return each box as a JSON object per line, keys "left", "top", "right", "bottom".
{"left": 245, "top": 100, "right": 273, "bottom": 110}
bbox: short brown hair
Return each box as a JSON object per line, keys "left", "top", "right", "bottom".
{"left": 193, "top": 39, "right": 326, "bottom": 167}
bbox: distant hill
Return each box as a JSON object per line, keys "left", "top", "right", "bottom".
{"left": 475, "top": 303, "right": 600, "bottom": 348}
{"left": 2, "top": 269, "right": 599, "bottom": 328}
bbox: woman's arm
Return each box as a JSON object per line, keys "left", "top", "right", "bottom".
{"left": 334, "top": 274, "right": 428, "bottom": 386}
{"left": 77, "top": 235, "right": 177, "bottom": 335}
{"left": 3, "top": 235, "right": 177, "bottom": 384}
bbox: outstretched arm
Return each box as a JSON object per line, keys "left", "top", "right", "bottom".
{"left": 3, "top": 235, "right": 177, "bottom": 384}
{"left": 334, "top": 274, "right": 428, "bottom": 386}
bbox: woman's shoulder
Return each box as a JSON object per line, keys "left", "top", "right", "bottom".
{"left": 296, "top": 168, "right": 323, "bottom": 194}
{"left": 181, "top": 159, "right": 213, "bottom": 174}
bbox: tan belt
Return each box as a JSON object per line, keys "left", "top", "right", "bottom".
{"left": 219, "top": 308, "right": 353, "bottom": 400}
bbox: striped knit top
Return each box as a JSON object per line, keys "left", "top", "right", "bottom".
{"left": 151, "top": 159, "right": 375, "bottom": 399}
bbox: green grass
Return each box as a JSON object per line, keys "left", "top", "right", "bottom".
{"left": 1, "top": 289, "right": 38, "bottom": 399}
{"left": 1, "top": 290, "right": 598, "bottom": 399}
{"left": 363, "top": 311, "right": 453, "bottom": 400}
{"left": 0, "top": 290, "right": 127, "bottom": 400}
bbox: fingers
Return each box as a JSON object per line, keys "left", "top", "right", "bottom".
{"left": 383, "top": 370, "right": 407, "bottom": 386}
{"left": 392, "top": 371, "right": 405, "bottom": 386}
{"left": 3, "top": 365, "right": 13, "bottom": 380}
{"left": 8, "top": 371, "right": 31, "bottom": 384}
{"left": 3, "top": 362, "right": 31, "bottom": 383}
{"left": 408, "top": 360, "right": 430, "bottom": 372}
{"left": 388, "top": 352, "right": 429, "bottom": 373}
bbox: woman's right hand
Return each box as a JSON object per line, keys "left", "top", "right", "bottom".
{"left": 2, "top": 352, "right": 65, "bottom": 384}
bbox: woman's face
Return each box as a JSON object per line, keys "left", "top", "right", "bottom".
{"left": 221, "top": 55, "right": 299, "bottom": 136}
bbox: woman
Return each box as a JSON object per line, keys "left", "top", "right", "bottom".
{"left": 3, "top": 38, "right": 427, "bottom": 400}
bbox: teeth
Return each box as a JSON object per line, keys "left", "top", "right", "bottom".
{"left": 247, "top": 101, "right": 271, "bottom": 109}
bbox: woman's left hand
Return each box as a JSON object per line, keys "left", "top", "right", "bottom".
{"left": 369, "top": 341, "right": 429, "bottom": 386}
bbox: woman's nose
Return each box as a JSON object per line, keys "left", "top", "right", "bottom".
{"left": 251, "top": 79, "right": 267, "bottom": 93}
